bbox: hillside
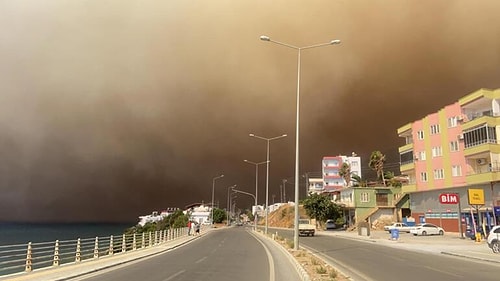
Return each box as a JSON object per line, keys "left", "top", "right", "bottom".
{"left": 263, "top": 204, "right": 309, "bottom": 228}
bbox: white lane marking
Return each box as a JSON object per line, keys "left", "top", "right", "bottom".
{"left": 164, "top": 269, "right": 185, "bottom": 281}
{"left": 249, "top": 232, "right": 275, "bottom": 281}
{"left": 195, "top": 256, "right": 207, "bottom": 263}
{"left": 423, "top": 265, "right": 463, "bottom": 278}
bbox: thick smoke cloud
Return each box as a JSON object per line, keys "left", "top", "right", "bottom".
{"left": 1, "top": 1, "right": 500, "bottom": 222}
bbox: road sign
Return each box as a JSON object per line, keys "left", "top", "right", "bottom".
{"left": 468, "top": 189, "right": 484, "bottom": 205}
{"left": 439, "top": 193, "right": 459, "bottom": 204}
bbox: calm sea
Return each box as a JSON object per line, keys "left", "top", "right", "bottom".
{"left": 0, "top": 222, "right": 135, "bottom": 246}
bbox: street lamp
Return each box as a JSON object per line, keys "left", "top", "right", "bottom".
{"left": 243, "top": 159, "right": 267, "bottom": 208}
{"left": 211, "top": 174, "right": 224, "bottom": 227}
{"left": 231, "top": 187, "right": 257, "bottom": 231}
{"left": 249, "top": 133, "right": 287, "bottom": 234}
{"left": 260, "top": 35, "right": 340, "bottom": 250}
{"left": 227, "top": 184, "right": 237, "bottom": 226}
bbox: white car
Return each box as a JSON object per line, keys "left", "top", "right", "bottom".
{"left": 487, "top": 225, "right": 500, "bottom": 253}
{"left": 410, "top": 223, "right": 445, "bottom": 236}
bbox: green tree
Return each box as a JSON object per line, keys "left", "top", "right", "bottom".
{"left": 339, "top": 162, "right": 351, "bottom": 187}
{"left": 302, "top": 193, "right": 342, "bottom": 223}
{"left": 384, "top": 171, "right": 402, "bottom": 188}
{"left": 211, "top": 208, "right": 226, "bottom": 224}
{"left": 351, "top": 174, "right": 367, "bottom": 187}
{"left": 369, "top": 150, "right": 386, "bottom": 186}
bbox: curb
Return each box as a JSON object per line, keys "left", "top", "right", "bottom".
{"left": 441, "top": 251, "right": 500, "bottom": 264}
{"left": 252, "top": 231, "right": 310, "bottom": 281}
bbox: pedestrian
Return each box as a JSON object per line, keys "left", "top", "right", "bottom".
{"left": 195, "top": 222, "right": 200, "bottom": 235}
{"left": 187, "top": 221, "right": 192, "bottom": 236}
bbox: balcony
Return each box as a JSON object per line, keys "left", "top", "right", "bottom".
{"left": 400, "top": 161, "right": 415, "bottom": 172}
{"left": 466, "top": 161, "right": 500, "bottom": 184}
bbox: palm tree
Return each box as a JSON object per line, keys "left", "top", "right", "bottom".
{"left": 369, "top": 150, "right": 386, "bottom": 186}
{"left": 384, "top": 171, "right": 403, "bottom": 187}
{"left": 351, "top": 174, "right": 367, "bottom": 187}
{"left": 339, "top": 162, "right": 351, "bottom": 187}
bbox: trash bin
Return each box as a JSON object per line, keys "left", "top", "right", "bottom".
{"left": 391, "top": 229, "right": 399, "bottom": 240}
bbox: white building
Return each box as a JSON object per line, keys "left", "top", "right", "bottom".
{"left": 188, "top": 204, "right": 211, "bottom": 225}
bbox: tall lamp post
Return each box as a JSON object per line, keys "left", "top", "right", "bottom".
{"left": 226, "top": 184, "right": 237, "bottom": 226}
{"left": 249, "top": 133, "right": 287, "bottom": 234}
{"left": 211, "top": 174, "right": 224, "bottom": 227}
{"left": 231, "top": 188, "right": 257, "bottom": 231}
{"left": 244, "top": 159, "right": 268, "bottom": 228}
{"left": 260, "top": 35, "right": 341, "bottom": 250}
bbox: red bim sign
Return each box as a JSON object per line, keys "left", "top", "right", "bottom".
{"left": 439, "top": 193, "right": 459, "bottom": 204}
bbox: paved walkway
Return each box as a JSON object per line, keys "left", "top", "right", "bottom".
{"left": 0, "top": 234, "right": 201, "bottom": 281}
{"left": 320, "top": 229, "right": 500, "bottom": 264}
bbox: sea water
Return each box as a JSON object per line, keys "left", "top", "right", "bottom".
{"left": 0, "top": 222, "right": 134, "bottom": 246}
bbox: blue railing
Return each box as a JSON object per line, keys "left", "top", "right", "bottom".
{"left": 0, "top": 227, "right": 189, "bottom": 277}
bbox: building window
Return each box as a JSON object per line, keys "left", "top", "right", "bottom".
{"left": 448, "top": 117, "right": 458, "bottom": 128}
{"left": 433, "top": 169, "right": 444, "bottom": 179}
{"left": 419, "top": 151, "right": 426, "bottom": 161}
{"left": 450, "top": 141, "right": 459, "bottom": 152}
{"left": 430, "top": 124, "right": 440, "bottom": 135}
{"left": 452, "top": 165, "right": 462, "bottom": 177}
{"left": 360, "top": 192, "right": 369, "bottom": 203}
{"left": 417, "top": 130, "right": 424, "bottom": 140}
{"left": 420, "top": 172, "right": 428, "bottom": 182}
{"left": 431, "top": 146, "right": 443, "bottom": 157}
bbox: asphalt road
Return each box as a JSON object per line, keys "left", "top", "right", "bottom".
{"left": 270, "top": 228, "right": 499, "bottom": 281}
{"left": 76, "top": 227, "right": 300, "bottom": 281}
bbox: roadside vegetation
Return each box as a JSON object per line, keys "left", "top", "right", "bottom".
{"left": 125, "top": 210, "right": 189, "bottom": 234}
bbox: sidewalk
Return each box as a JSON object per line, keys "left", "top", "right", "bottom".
{"left": 0, "top": 234, "right": 201, "bottom": 281}
{"left": 320, "top": 229, "right": 500, "bottom": 264}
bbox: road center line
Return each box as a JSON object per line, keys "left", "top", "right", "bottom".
{"left": 195, "top": 256, "right": 207, "bottom": 263}
{"left": 164, "top": 269, "right": 185, "bottom": 281}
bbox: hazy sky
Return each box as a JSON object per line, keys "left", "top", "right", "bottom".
{"left": 1, "top": 1, "right": 500, "bottom": 222}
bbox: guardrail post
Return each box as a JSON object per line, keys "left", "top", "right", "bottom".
{"left": 109, "top": 235, "right": 114, "bottom": 255}
{"left": 122, "top": 234, "right": 126, "bottom": 253}
{"left": 164, "top": 229, "right": 167, "bottom": 242}
{"left": 154, "top": 231, "right": 158, "bottom": 245}
{"left": 75, "top": 238, "right": 81, "bottom": 262}
{"left": 141, "top": 233, "right": 145, "bottom": 248}
{"left": 159, "top": 230, "right": 163, "bottom": 243}
{"left": 25, "top": 242, "right": 33, "bottom": 272}
{"left": 148, "top": 232, "right": 152, "bottom": 247}
{"left": 133, "top": 233, "right": 137, "bottom": 250}
{"left": 93, "top": 237, "right": 99, "bottom": 258}
{"left": 53, "top": 240, "right": 60, "bottom": 266}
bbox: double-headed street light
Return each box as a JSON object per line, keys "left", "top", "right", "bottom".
{"left": 231, "top": 187, "right": 257, "bottom": 231}
{"left": 249, "top": 133, "right": 287, "bottom": 234}
{"left": 243, "top": 160, "right": 268, "bottom": 210}
{"left": 211, "top": 174, "right": 224, "bottom": 226}
{"left": 260, "top": 35, "right": 341, "bottom": 250}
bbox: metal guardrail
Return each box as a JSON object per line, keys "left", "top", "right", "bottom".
{"left": 0, "top": 227, "right": 188, "bottom": 277}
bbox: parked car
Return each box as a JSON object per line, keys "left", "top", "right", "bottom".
{"left": 410, "top": 223, "right": 445, "bottom": 236}
{"left": 487, "top": 225, "right": 500, "bottom": 253}
{"left": 325, "top": 219, "right": 336, "bottom": 230}
{"left": 384, "top": 222, "right": 412, "bottom": 233}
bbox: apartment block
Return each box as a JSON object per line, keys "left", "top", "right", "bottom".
{"left": 397, "top": 88, "right": 500, "bottom": 232}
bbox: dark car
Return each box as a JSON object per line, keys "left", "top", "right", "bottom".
{"left": 466, "top": 227, "right": 486, "bottom": 240}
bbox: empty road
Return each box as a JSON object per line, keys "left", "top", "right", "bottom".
{"left": 76, "top": 227, "right": 301, "bottom": 281}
